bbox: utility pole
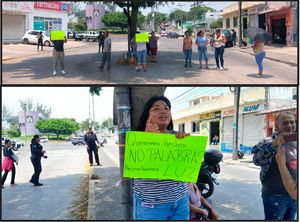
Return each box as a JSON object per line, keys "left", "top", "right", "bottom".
{"left": 232, "top": 87, "right": 240, "bottom": 160}
{"left": 151, "top": 6, "right": 155, "bottom": 31}
{"left": 88, "top": 92, "right": 92, "bottom": 128}
{"left": 92, "top": 93, "right": 95, "bottom": 131}
{"left": 123, "top": 1, "right": 131, "bottom": 57}
{"left": 177, "top": 3, "right": 184, "bottom": 34}
{"left": 238, "top": 1, "right": 242, "bottom": 47}
{"left": 114, "top": 87, "right": 132, "bottom": 220}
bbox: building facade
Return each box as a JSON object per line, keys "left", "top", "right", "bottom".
{"left": 2, "top": 1, "right": 70, "bottom": 41}
{"left": 18, "top": 111, "right": 40, "bottom": 136}
{"left": 85, "top": 3, "right": 106, "bottom": 30}
{"left": 221, "top": 1, "right": 297, "bottom": 46}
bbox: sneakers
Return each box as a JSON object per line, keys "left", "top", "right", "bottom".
{"left": 34, "top": 183, "right": 43, "bottom": 186}
{"left": 97, "top": 163, "right": 102, "bottom": 166}
{"left": 29, "top": 179, "right": 34, "bottom": 184}
{"left": 61, "top": 70, "right": 66, "bottom": 74}
{"left": 52, "top": 71, "right": 57, "bottom": 75}
{"left": 220, "top": 67, "right": 225, "bottom": 70}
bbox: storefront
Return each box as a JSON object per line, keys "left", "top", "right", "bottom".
{"left": 263, "top": 6, "right": 294, "bottom": 45}
{"left": 28, "top": 1, "right": 70, "bottom": 34}
{"left": 2, "top": 2, "right": 33, "bottom": 41}
{"left": 199, "top": 111, "right": 221, "bottom": 145}
{"left": 221, "top": 103, "right": 265, "bottom": 153}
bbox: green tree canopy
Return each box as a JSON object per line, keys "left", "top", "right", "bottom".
{"left": 35, "top": 118, "right": 79, "bottom": 138}
{"left": 80, "top": 119, "right": 100, "bottom": 132}
{"left": 210, "top": 18, "right": 223, "bottom": 29}
{"left": 146, "top": 12, "right": 168, "bottom": 29}
{"left": 169, "top": 9, "right": 189, "bottom": 24}
{"left": 189, "top": 5, "right": 215, "bottom": 20}
{"left": 101, "top": 117, "right": 115, "bottom": 132}
{"left": 102, "top": 12, "right": 128, "bottom": 31}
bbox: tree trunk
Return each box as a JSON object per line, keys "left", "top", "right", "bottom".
{"left": 130, "top": 3, "right": 139, "bottom": 40}
{"left": 130, "top": 87, "right": 166, "bottom": 130}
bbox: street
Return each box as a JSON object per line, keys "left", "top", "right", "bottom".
{"left": 2, "top": 35, "right": 297, "bottom": 84}
{"left": 2, "top": 141, "right": 89, "bottom": 220}
{"left": 210, "top": 163, "right": 264, "bottom": 220}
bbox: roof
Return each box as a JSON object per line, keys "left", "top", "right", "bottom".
{"left": 221, "top": 2, "right": 266, "bottom": 15}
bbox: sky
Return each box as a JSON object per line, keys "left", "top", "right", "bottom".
{"left": 2, "top": 87, "right": 228, "bottom": 124}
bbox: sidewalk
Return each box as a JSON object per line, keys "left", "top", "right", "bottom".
{"left": 87, "top": 148, "right": 123, "bottom": 220}
{"left": 231, "top": 44, "right": 297, "bottom": 67}
{"left": 2, "top": 40, "right": 89, "bottom": 61}
{"left": 222, "top": 152, "right": 259, "bottom": 170}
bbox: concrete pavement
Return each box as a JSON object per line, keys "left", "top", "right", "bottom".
{"left": 231, "top": 44, "right": 297, "bottom": 67}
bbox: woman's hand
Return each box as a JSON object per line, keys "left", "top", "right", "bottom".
{"left": 210, "top": 208, "right": 219, "bottom": 220}
{"left": 175, "top": 131, "right": 190, "bottom": 139}
{"left": 145, "top": 116, "right": 160, "bottom": 133}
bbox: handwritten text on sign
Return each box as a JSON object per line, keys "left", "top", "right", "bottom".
{"left": 124, "top": 131, "right": 207, "bottom": 182}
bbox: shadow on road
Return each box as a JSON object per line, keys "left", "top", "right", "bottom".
{"left": 2, "top": 173, "right": 86, "bottom": 220}
{"left": 246, "top": 73, "right": 274, "bottom": 78}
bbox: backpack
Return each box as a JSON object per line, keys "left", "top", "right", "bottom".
{"left": 86, "top": 134, "right": 96, "bottom": 147}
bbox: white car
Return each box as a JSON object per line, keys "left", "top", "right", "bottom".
{"left": 160, "top": 30, "right": 167, "bottom": 37}
{"left": 22, "top": 30, "right": 52, "bottom": 47}
{"left": 40, "top": 137, "right": 49, "bottom": 143}
{"left": 11, "top": 139, "right": 24, "bottom": 150}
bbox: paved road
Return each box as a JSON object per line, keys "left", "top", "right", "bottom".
{"left": 209, "top": 163, "right": 264, "bottom": 220}
{"left": 2, "top": 36, "right": 297, "bottom": 84}
{"left": 2, "top": 142, "right": 88, "bottom": 220}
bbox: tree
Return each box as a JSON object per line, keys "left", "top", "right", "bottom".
{"left": 210, "top": 18, "right": 223, "bottom": 29}
{"left": 102, "top": 12, "right": 128, "bottom": 31}
{"left": 73, "top": 16, "right": 87, "bottom": 31}
{"left": 146, "top": 12, "right": 168, "bottom": 29}
{"left": 6, "top": 123, "right": 21, "bottom": 138}
{"left": 89, "top": 86, "right": 102, "bottom": 96}
{"left": 80, "top": 119, "right": 100, "bottom": 131}
{"left": 103, "top": 2, "right": 117, "bottom": 13}
{"left": 186, "top": 25, "right": 193, "bottom": 35}
{"left": 101, "top": 117, "right": 115, "bottom": 132}
{"left": 35, "top": 118, "right": 79, "bottom": 138}
{"left": 169, "top": 9, "right": 189, "bottom": 26}
{"left": 19, "top": 98, "right": 52, "bottom": 120}
{"left": 2, "top": 105, "right": 17, "bottom": 124}
{"left": 189, "top": 5, "right": 214, "bottom": 20}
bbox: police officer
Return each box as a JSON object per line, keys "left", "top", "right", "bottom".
{"left": 29, "top": 135, "right": 46, "bottom": 186}
{"left": 84, "top": 128, "right": 102, "bottom": 166}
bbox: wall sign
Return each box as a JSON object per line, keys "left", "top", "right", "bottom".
{"left": 200, "top": 111, "right": 221, "bottom": 121}
{"left": 34, "top": 2, "right": 70, "bottom": 13}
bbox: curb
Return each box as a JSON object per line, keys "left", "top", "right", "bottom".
{"left": 233, "top": 48, "right": 297, "bottom": 67}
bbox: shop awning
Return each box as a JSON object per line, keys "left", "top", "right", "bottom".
{"left": 259, "top": 6, "right": 291, "bottom": 14}
{"left": 255, "top": 105, "right": 297, "bottom": 115}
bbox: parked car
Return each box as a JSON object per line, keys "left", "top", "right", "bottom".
{"left": 72, "top": 137, "right": 85, "bottom": 145}
{"left": 22, "top": 30, "right": 52, "bottom": 46}
{"left": 11, "top": 139, "right": 24, "bottom": 151}
{"left": 40, "top": 137, "right": 49, "bottom": 143}
{"left": 160, "top": 30, "right": 167, "bottom": 37}
{"left": 79, "top": 31, "right": 99, "bottom": 42}
{"left": 221, "top": 30, "right": 234, "bottom": 48}
{"left": 167, "top": 32, "right": 180, "bottom": 39}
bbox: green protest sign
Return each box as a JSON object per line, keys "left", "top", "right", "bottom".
{"left": 50, "top": 30, "right": 65, "bottom": 41}
{"left": 124, "top": 131, "right": 208, "bottom": 182}
{"left": 135, "top": 33, "right": 149, "bottom": 43}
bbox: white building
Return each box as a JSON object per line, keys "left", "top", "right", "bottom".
{"left": 2, "top": 1, "right": 70, "bottom": 41}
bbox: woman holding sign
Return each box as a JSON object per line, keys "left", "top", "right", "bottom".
{"left": 133, "top": 96, "right": 190, "bottom": 220}
{"left": 135, "top": 33, "right": 148, "bottom": 72}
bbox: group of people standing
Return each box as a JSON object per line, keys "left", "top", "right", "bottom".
{"left": 182, "top": 28, "right": 226, "bottom": 70}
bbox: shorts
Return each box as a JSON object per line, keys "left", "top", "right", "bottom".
{"left": 150, "top": 47, "right": 158, "bottom": 56}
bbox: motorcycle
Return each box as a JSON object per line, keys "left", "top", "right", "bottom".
{"left": 196, "top": 149, "right": 223, "bottom": 199}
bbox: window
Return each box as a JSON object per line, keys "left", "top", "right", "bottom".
{"left": 178, "top": 123, "right": 185, "bottom": 132}
{"left": 192, "top": 121, "right": 200, "bottom": 133}
{"left": 226, "top": 18, "right": 230, "bottom": 29}
{"left": 233, "top": 16, "right": 238, "bottom": 27}
{"left": 29, "top": 31, "right": 38, "bottom": 35}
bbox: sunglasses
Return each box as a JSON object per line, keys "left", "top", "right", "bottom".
{"left": 282, "top": 120, "right": 295, "bottom": 125}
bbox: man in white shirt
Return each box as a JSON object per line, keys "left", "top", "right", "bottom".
{"left": 98, "top": 31, "right": 111, "bottom": 71}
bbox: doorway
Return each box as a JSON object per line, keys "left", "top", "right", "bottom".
{"left": 272, "top": 18, "right": 286, "bottom": 44}
{"left": 210, "top": 121, "right": 220, "bottom": 144}
{"left": 259, "top": 14, "right": 266, "bottom": 30}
